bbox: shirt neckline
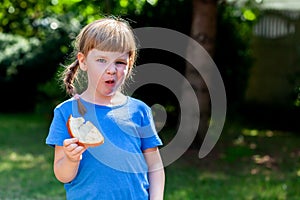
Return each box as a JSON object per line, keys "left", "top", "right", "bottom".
{"left": 77, "top": 96, "right": 129, "bottom": 109}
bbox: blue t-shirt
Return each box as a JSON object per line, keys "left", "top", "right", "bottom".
{"left": 46, "top": 96, "right": 163, "bottom": 200}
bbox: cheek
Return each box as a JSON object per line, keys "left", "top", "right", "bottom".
{"left": 115, "top": 67, "right": 124, "bottom": 77}
{"left": 87, "top": 70, "right": 102, "bottom": 84}
{"left": 92, "top": 65, "right": 106, "bottom": 74}
{"left": 122, "top": 68, "right": 128, "bottom": 76}
{"left": 116, "top": 68, "right": 128, "bottom": 84}
{"left": 88, "top": 66, "right": 106, "bottom": 78}
{"left": 121, "top": 66, "right": 129, "bottom": 76}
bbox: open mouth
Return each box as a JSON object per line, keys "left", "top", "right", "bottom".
{"left": 105, "top": 80, "right": 115, "bottom": 84}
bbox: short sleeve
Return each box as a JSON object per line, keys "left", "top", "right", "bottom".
{"left": 46, "top": 107, "right": 71, "bottom": 147}
{"left": 138, "top": 105, "right": 163, "bottom": 151}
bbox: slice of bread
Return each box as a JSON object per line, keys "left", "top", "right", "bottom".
{"left": 67, "top": 115, "right": 104, "bottom": 147}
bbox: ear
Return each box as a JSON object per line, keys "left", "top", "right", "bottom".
{"left": 77, "top": 52, "right": 87, "bottom": 71}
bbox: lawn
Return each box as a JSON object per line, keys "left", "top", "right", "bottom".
{"left": 0, "top": 113, "right": 300, "bottom": 199}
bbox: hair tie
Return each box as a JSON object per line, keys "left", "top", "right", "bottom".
{"left": 74, "top": 93, "right": 80, "bottom": 100}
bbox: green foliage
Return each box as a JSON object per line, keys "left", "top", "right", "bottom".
{"left": 0, "top": 0, "right": 88, "bottom": 112}
{"left": 215, "top": 0, "right": 260, "bottom": 109}
{"left": 0, "top": 0, "right": 261, "bottom": 114}
{"left": 294, "top": 87, "right": 300, "bottom": 107}
{"left": 290, "top": 46, "right": 300, "bottom": 107}
{"left": 0, "top": 0, "right": 100, "bottom": 37}
{"left": 0, "top": 27, "right": 72, "bottom": 112}
{"left": 0, "top": 0, "right": 162, "bottom": 112}
{"left": 0, "top": 33, "right": 40, "bottom": 78}
{"left": 0, "top": 0, "right": 49, "bottom": 37}
{"left": 35, "top": 73, "right": 67, "bottom": 115}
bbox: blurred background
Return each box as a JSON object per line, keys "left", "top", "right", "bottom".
{"left": 1, "top": 0, "right": 299, "bottom": 129}
{"left": 0, "top": 0, "right": 300, "bottom": 199}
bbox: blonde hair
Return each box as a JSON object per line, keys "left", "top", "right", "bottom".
{"left": 62, "top": 17, "right": 137, "bottom": 96}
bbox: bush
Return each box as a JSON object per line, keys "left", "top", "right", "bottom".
{"left": 0, "top": 28, "right": 71, "bottom": 112}
{"left": 215, "top": 1, "right": 259, "bottom": 110}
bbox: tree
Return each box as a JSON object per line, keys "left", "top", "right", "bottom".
{"left": 185, "top": 0, "right": 259, "bottom": 147}
{"left": 0, "top": 0, "right": 258, "bottom": 121}
{"left": 184, "top": 0, "right": 218, "bottom": 147}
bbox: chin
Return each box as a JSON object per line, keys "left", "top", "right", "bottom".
{"left": 104, "top": 91, "right": 116, "bottom": 97}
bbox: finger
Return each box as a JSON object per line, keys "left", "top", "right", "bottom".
{"left": 68, "top": 146, "right": 86, "bottom": 160}
{"left": 63, "top": 138, "right": 78, "bottom": 147}
{"left": 73, "top": 146, "right": 86, "bottom": 155}
{"left": 67, "top": 143, "right": 80, "bottom": 152}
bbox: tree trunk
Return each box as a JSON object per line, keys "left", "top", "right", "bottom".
{"left": 185, "top": 0, "right": 217, "bottom": 148}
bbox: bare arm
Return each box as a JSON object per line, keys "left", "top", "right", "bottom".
{"left": 143, "top": 147, "right": 165, "bottom": 200}
{"left": 53, "top": 138, "right": 86, "bottom": 183}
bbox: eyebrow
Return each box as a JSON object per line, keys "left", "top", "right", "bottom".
{"left": 115, "top": 53, "right": 130, "bottom": 60}
{"left": 90, "top": 50, "right": 129, "bottom": 60}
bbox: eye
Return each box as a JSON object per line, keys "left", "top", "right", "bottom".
{"left": 115, "top": 61, "right": 127, "bottom": 67}
{"left": 97, "top": 58, "right": 107, "bottom": 63}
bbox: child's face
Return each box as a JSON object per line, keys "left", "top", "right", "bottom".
{"left": 78, "top": 49, "right": 129, "bottom": 97}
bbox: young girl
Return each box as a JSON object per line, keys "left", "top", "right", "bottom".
{"left": 46, "top": 18, "right": 165, "bottom": 200}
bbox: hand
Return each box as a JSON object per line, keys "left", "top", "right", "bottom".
{"left": 63, "top": 138, "right": 86, "bottom": 162}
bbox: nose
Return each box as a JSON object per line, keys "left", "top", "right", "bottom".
{"left": 105, "top": 64, "right": 116, "bottom": 75}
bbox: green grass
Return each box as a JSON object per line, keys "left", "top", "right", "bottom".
{"left": 0, "top": 114, "right": 65, "bottom": 199}
{"left": 0, "top": 114, "right": 300, "bottom": 199}
{"left": 164, "top": 125, "right": 300, "bottom": 200}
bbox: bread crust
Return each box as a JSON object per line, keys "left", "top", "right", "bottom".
{"left": 67, "top": 115, "right": 104, "bottom": 147}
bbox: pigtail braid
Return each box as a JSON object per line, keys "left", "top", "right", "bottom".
{"left": 63, "top": 59, "right": 79, "bottom": 96}
{"left": 63, "top": 59, "right": 87, "bottom": 116}
{"left": 74, "top": 94, "right": 87, "bottom": 116}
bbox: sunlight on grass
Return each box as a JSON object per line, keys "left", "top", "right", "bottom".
{"left": 1, "top": 113, "right": 300, "bottom": 199}
{"left": 0, "top": 151, "right": 47, "bottom": 172}
{"left": 168, "top": 189, "right": 190, "bottom": 199}
{"left": 0, "top": 148, "right": 64, "bottom": 199}
{"left": 198, "top": 171, "right": 228, "bottom": 181}
{"left": 0, "top": 114, "right": 65, "bottom": 199}
{"left": 242, "top": 128, "right": 277, "bottom": 137}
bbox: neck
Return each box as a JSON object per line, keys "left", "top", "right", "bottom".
{"left": 80, "top": 91, "right": 127, "bottom": 106}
